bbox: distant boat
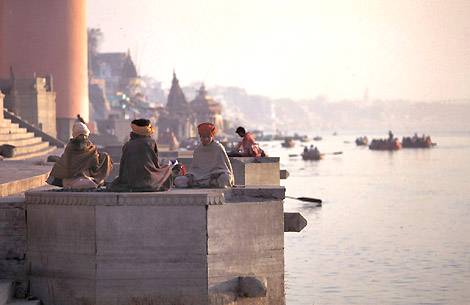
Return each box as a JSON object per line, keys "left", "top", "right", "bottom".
{"left": 332, "top": 131, "right": 338, "bottom": 136}
{"left": 302, "top": 150, "right": 323, "bottom": 160}
{"left": 355, "top": 136, "right": 369, "bottom": 146}
{"left": 402, "top": 135, "right": 436, "bottom": 148}
{"left": 369, "top": 138, "right": 401, "bottom": 151}
{"left": 313, "top": 136, "right": 322, "bottom": 141}
{"left": 281, "top": 138, "right": 295, "bottom": 148}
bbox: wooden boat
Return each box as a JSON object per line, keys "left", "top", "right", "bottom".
{"left": 402, "top": 136, "right": 436, "bottom": 148}
{"left": 313, "top": 136, "right": 322, "bottom": 141}
{"left": 355, "top": 136, "right": 369, "bottom": 146}
{"left": 369, "top": 138, "right": 402, "bottom": 151}
{"left": 302, "top": 151, "right": 324, "bottom": 160}
{"left": 281, "top": 138, "right": 295, "bottom": 148}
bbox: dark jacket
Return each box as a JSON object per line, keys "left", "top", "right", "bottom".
{"left": 109, "top": 133, "right": 172, "bottom": 191}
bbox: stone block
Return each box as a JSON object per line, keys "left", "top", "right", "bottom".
{"left": 0, "top": 197, "right": 27, "bottom": 281}
{"left": 177, "top": 157, "right": 281, "bottom": 186}
{"left": 284, "top": 212, "right": 308, "bottom": 232}
{"left": 25, "top": 187, "right": 286, "bottom": 305}
{"left": 230, "top": 157, "right": 280, "bottom": 186}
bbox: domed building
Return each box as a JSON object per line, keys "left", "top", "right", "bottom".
{"left": 191, "top": 84, "right": 224, "bottom": 133}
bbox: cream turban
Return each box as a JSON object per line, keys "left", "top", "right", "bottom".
{"left": 72, "top": 122, "right": 90, "bottom": 138}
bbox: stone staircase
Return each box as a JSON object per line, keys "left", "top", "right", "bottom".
{"left": 0, "top": 118, "right": 56, "bottom": 160}
{"left": 0, "top": 280, "right": 39, "bottom": 305}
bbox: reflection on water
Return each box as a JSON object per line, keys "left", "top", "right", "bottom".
{"left": 261, "top": 135, "right": 470, "bottom": 305}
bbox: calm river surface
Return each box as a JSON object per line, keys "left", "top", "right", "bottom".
{"left": 261, "top": 133, "right": 470, "bottom": 305}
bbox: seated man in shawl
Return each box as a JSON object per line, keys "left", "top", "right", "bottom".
{"left": 174, "top": 122, "right": 234, "bottom": 188}
{"left": 47, "top": 122, "right": 112, "bottom": 189}
{"left": 109, "top": 119, "right": 173, "bottom": 192}
{"left": 228, "top": 126, "right": 264, "bottom": 157}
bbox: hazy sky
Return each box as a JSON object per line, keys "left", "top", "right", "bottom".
{"left": 88, "top": 0, "right": 470, "bottom": 101}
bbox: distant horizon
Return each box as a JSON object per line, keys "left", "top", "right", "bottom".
{"left": 88, "top": 0, "right": 470, "bottom": 102}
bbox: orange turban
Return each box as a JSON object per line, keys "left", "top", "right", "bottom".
{"left": 197, "top": 122, "right": 216, "bottom": 137}
{"left": 131, "top": 123, "right": 155, "bottom": 136}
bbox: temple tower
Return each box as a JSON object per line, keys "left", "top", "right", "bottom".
{"left": 0, "top": 0, "right": 89, "bottom": 141}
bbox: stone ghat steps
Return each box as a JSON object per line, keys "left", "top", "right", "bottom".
{"left": 6, "top": 145, "right": 56, "bottom": 161}
{"left": 0, "top": 132, "right": 36, "bottom": 141}
{"left": 0, "top": 280, "right": 40, "bottom": 305}
{"left": 0, "top": 118, "right": 19, "bottom": 127}
{"left": 0, "top": 120, "right": 25, "bottom": 132}
{"left": 0, "top": 136, "right": 42, "bottom": 147}
{"left": 0, "top": 126, "right": 28, "bottom": 135}
{"left": 0, "top": 118, "right": 55, "bottom": 160}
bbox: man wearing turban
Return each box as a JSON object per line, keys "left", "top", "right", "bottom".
{"left": 109, "top": 119, "right": 173, "bottom": 191}
{"left": 47, "top": 121, "right": 113, "bottom": 189}
{"left": 174, "top": 122, "right": 234, "bottom": 188}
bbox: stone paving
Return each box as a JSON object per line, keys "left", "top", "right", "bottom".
{"left": 0, "top": 149, "right": 62, "bottom": 197}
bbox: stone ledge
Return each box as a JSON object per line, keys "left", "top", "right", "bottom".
{"left": 25, "top": 187, "right": 286, "bottom": 206}
{"left": 116, "top": 190, "right": 225, "bottom": 206}
{"left": 229, "top": 157, "right": 280, "bottom": 164}
{"left": 226, "top": 186, "right": 285, "bottom": 203}
{"left": 0, "top": 173, "right": 49, "bottom": 198}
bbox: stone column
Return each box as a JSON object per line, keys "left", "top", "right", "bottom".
{"left": 1, "top": 0, "right": 89, "bottom": 141}
{"left": 0, "top": 92, "right": 4, "bottom": 121}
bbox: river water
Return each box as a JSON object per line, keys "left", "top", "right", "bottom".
{"left": 261, "top": 133, "right": 470, "bottom": 305}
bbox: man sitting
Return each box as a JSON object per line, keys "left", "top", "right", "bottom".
{"left": 174, "top": 122, "right": 234, "bottom": 188}
{"left": 47, "top": 122, "right": 112, "bottom": 189}
{"left": 228, "top": 126, "right": 264, "bottom": 157}
{"left": 109, "top": 119, "right": 173, "bottom": 192}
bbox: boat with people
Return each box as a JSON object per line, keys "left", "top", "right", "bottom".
{"left": 369, "top": 138, "right": 401, "bottom": 151}
{"left": 369, "top": 130, "right": 402, "bottom": 151}
{"left": 355, "top": 136, "right": 369, "bottom": 146}
{"left": 313, "top": 136, "right": 322, "bottom": 141}
{"left": 301, "top": 146, "right": 323, "bottom": 160}
{"left": 281, "top": 138, "right": 295, "bottom": 148}
{"left": 402, "top": 134, "right": 436, "bottom": 148}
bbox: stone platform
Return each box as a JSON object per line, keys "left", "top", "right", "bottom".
{"left": 24, "top": 187, "right": 286, "bottom": 305}
{"left": 0, "top": 160, "right": 53, "bottom": 197}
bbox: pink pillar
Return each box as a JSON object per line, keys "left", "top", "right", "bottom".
{"left": 0, "top": 0, "right": 89, "bottom": 140}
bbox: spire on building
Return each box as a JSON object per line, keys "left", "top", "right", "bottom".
{"left": 167, "top": 71, "right": 189, "bottom": 114}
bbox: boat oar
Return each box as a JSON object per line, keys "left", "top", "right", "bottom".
{"left": 324, "top": 151, "right": 343, "bottom": 155}
{"left": 286, "top": 196, "right": 322, "bottom": 205}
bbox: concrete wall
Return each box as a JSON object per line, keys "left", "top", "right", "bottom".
{"left": 207, "top": 201, "right": 284, "bottom": 305}
{"left": 8, "top": 78, "right": 57, "bottom": 137}
{"left": 25, "top": 187, "right": 286, "bottom": 305}
{"left": 0, "top": 197, "right": 27, "bottom": 282}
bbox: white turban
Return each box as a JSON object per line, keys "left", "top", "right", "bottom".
{"left": 72, "top": 122, "right": 90, "bottom": 138}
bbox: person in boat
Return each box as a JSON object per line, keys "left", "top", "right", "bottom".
{"left": 47, "top": 121, "right": 112, "bottom": 189}
{"left": 109, "top": 119, "right": 173, "bottom": 192}
{"left": 303, "top": 146, "right": 309, "bottom": 154}
{"left": 388, "top": 130, "right": 394, "bottom": 141}
{"left": 174, "top": 122, "right": 234, "bottom": 188}
{"left": 228, "top": 126, "right": 264, "bottom": 157}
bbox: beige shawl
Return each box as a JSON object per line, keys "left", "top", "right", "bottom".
{"left": 189, "top": 141, "right": 234, "bottom": 184}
